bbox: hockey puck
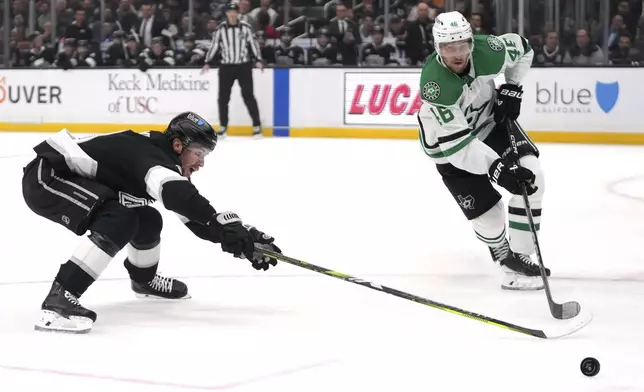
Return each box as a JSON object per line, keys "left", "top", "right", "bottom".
{"left": 580, "top": 357, "right": 600, "bottom": 377}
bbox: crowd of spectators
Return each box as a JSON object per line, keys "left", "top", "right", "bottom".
{"left": 1, "top": 0, "right": 644, "bottom": 69}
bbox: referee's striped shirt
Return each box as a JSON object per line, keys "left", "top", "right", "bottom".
{"left": 204, "top": 21, "right": 261, "bottom": 64}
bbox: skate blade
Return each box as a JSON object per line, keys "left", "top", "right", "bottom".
{"left": 34, "top": 312, "right": 93, "bottom": 334}
{"left": 134, "top": 292, "right": 192, "bottom": 300}
{"left": 501, "top": 284, "right": 544, "bottom": 291}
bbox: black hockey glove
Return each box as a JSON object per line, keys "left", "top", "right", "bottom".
{"left": 494, "top": 84, "right": 523, "bottom": 123}
{"left": 209, "top": 212, "right": 255, "bottom": 259}
{"left": 489, "top": 158, "right": 538, "bottom": 195}
{"left": 208, "top": 212, "right": 280, "bottom": 271}
{"left": 244, "top": 225, "right": 282, "bottom": 271}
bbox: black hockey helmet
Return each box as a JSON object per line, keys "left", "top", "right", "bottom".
{"left": 165, "top": 112, "right": 217, "bottom": 153}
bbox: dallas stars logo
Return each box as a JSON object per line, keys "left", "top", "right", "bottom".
{"left": 422, "top": 81, "right": 441, "bottom": 101}
{"left": 450, "top": 21, "right": 458, "bottom": 27}
{"left": 487, "top": 36, "right": 504, "bottom": 51}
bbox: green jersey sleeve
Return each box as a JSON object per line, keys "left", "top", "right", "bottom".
{"left": 498, "top": 33, "right": 534, "bottom": 85}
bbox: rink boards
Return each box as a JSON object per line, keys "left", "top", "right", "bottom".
{"left": 0, "top": 67, "right": 642, "bottom": 144}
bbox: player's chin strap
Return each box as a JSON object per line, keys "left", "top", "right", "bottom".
{"left": 255, "top": 248, "right": 592, "bottom": 339}
{"left": 505, "top": 118, "right": 582, "bottom": 320}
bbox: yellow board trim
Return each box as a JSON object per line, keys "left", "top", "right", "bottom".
{"left": 2, "top": 123, "right": 644, "bottom": 144}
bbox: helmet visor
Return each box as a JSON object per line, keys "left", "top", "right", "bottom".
{"left": 185, "top": 141, "right": 214, "bottom": 160}
{"left": 438, "top": 39, "right": 473, "bottom": 58}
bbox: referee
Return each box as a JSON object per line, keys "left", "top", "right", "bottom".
{"left": 202, "top": 2, "right": 264, "bottom": 138}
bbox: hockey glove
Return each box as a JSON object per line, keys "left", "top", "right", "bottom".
{"left": 489, "top": 158, "right": 538, "bottom": 195}
{"left": 209, "top": 212, "right": 255, "bottom": 259}
{"left": 494, "top": 84, "right": 523, "bottom": 123}
{"left": 244, "top": 225, "right": 281, "bottom": 271}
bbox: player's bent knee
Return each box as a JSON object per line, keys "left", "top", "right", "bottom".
{"left": 89, "top": 201, "right": 140, "bottom": 251}
{"left": 131, "top": 206, "right": 163, "bottom": 248}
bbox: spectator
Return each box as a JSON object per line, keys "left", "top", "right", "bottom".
{"left": 564, "top": 28, "right": 604, "bottom": 65}
{"left": 359, "top": 14, "right": 375, "bottom": 44}
{"left": 615, "top": 0, "right": 640, "bottom": 39}
{"left": 11, "top": 13, "right": 28, "bottom": 42}
{"left": 64, "top": 8, "right": 93, "bottom": 43}
{"left": 328, "top": 2, "right": 361, "bottom": 65}
{"left": 534, "top": 31, "right": 565, "bottom": 66}
{"left": 36, "top": 2, "right": 50, "bottom": 32}
{"left": 195, "top": 16, "right": 218, "bottom": 40}
{"left": 610, "top": 32, "right": 640, "bottom": 65}
{"left": 238, "top": 0, "right": 257, "bottom": 30}
{"left": 354, "top": 0, "right": 377, "bottom": 22}
{"left": 607, "top": 14, "right": 628, "bottom": 51}
{"left": 470, "top": 12, "right": 487, "bottom": 35}
{"left": 405, "top": 2, "right": 433, "bottom": 65}
{"left": 408, "top": 0, "right": 440, "bottom": 22}
{"left": 135, "top": 2, "right": 168, "bottom": 48}
{"left": 249, "top": 0, "right": 278, "bottom": 27}
{"left": 116, "top": 0, "right": 138, "bottom": 33}
{"left": 256, "top": 10, "right": 279, "bottom": 38}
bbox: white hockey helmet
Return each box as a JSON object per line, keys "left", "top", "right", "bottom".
{"left": 432, "top": 11, "right": 473, "bottom": 56}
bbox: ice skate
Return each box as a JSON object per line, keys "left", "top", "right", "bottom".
{"left": 252, "top": 126, "right": 262, "bottom": 138}
{"left": 132, "top": 274, "right": 191, "bottom": 300}
{"left": 35, "top": 280, "right": 96, "bottom": 334}
{"left": 489, "top": 238, "right": 550, "bottom": 290}
{"left": 217, "top": 126, "right": 227, "bottom": 138}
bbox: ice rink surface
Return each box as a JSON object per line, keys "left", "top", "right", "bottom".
{"left": 0, "top": 132, "right": 643, "bottom": 392}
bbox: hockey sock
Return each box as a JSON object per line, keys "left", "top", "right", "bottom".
{"left": 471, "top": 200, "right": 507, "bottom": 248}
{"left": 123, "top": 207, "right": 163, "bottom": 283}
{"left": 508, "top": 155, "right": 544, "bottom": 255}
{"left": 56, "top": 232, "right": 117, "bottom": 297}
{"left": 124, "top": 243, "right": 160, "bottom": 283}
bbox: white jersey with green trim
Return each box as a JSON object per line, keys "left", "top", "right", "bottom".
{"left": 417, "top": 33, "right": 534, "bottom": 175}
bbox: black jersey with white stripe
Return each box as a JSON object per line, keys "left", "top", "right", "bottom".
{"left": 204, "top": 21, "right": 261, "bottom": 65}
{"left": 32, "top": 130, "right": 216, "bottom": 225}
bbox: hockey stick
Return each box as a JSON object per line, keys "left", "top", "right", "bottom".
{"left": 257, "top": 248, "right": 592, "bottom": 339}
{"left": 506, "top": 119, "right": 582, "bottom": 320}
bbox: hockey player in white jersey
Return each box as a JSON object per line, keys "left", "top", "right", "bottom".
{"left": 417, "top": 11, "right": 550, "bottom": 290}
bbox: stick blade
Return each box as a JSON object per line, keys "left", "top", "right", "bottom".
{"left": 543, "top": 306, "right": 594, "bottom": 339}
{"left": 552, "top": 301, "right": 582, "bottom": 320}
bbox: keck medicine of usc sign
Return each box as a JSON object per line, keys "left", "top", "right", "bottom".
{"left": 343, "top": 72, "right": 422, "bottom": 126}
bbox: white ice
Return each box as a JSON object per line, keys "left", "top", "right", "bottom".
{"left": 0, "top": 132, "right": 643, "bottom": 392}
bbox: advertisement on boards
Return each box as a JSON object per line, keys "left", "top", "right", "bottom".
{"left": 343, "top": 72, "right": 422, "bottom": 126}
{"left": 103, "top": 70, "right": 213, "bottom": 120}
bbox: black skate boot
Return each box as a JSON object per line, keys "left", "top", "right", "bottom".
{"left": 252, "top": 126, "right": 262, "bottom": 138}
{"left": 35, "top": 280, "right": 97, "bottom": 334}
{"left": 217, "top": 126, "right": 227, "bottom": 138}
{"left": 131, "top": 274, "right": 191, "bottom": 300}
{"left": 489, "top": 239, "right": 551, "bottom": 290}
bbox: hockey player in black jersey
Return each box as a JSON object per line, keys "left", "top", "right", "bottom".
{"left": 360, "top": 25, "right": 399, "bottom": 66}
{"left": 255, "top": 30, "right": 276, "bottom": 65}
{"left": 139, "top": 36, "right": 176, "bottom": 71}
{"left": 22, "top": 112, "right": 281, "bottom": 333}
{"left": 308, "top": 28, "right": 340, "bottom": 65}
{"left": 274, "top": 27, "right": 306, "bottom": 66}
{"left": 175, "top": 33, "right": 207, "bottom": 66}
